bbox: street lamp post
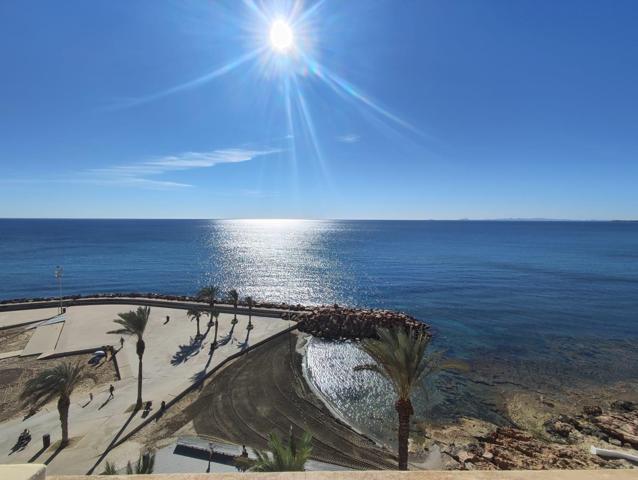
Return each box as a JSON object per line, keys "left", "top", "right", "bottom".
{"left": 206, "top": 442, "right": 214, "bottom": 473}
{"left": 54, "top": 266, "right": 63, "bottom": 315}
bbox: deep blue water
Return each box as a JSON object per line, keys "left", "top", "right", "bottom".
{"left": 1, "top": 219, "right": 638, "bottom": 354}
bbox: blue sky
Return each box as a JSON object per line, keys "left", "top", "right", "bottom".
{"left": 1, "top": 0, "right": 636, "bottom": 219}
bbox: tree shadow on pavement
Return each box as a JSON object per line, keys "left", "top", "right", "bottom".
{"left": 190, "top": 344, "right": 216, "bottom": 385}
{"left": 27, "top": 444, "right": 47, "bottom": 463}
{"left": 237, "top": 328, "right": 252, "bottom": 352}
{"left": 86, "top": 408, "right": 138, "bottom": 474}
{"left": 43, "top": 444, "right": 65, "bottom": 465}
{"left": 171, "top": 336, "right": 204, "bottom": 366}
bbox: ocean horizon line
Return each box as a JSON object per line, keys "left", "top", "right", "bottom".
{"left": 0, "top": 217, "right": 636, "bottom": 222}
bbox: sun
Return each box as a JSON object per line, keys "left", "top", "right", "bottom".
{"left": 269, "top": 19, "right": 294, "bottom": 52}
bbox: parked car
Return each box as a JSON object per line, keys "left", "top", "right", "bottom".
{"left": 88, "top": 350, "right": 106, "bottom": 365}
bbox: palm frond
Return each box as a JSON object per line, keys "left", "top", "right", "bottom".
{"left": 126, "top": 452, "right": 155, "bottom": 474}
{"left": 197, "top": 286, "right": 220, "bottom": 304}
{"left": 101, "top": 461, "right": 118, "bottom": 475}
{"left": 251, "top": 429, "right": 312, "bottom": 472}
{"left": 355, "top": 327, "right": 436, "bottom": 400}
{"left": 21, "top": 361, "right": 95, "bottom": 406}
{"left": 109, "top": 306, "right": 150, "bottom": 339}
{"left": 228, "top": 289, "right": 239, "bottom": 303}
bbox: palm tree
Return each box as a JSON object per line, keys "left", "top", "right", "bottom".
{"left": 228, "top": 288, "right": 239, "bottom": 320}
{"left": 245, "top": 295, "right": 254, "bottom": 330}
{"left": 355, "top": 327, "right": 437, "bottom": 470}
{"left": 109, "top": 306, "right": 150, "bottom": 410}
{"left": 228, "top": 289, "right": 240, "bottom": 334}
{"left": 198, "top": 286, "right": 220, "bottom": 342}
{"left": 20, "top": 361, "right": 95, "bottom": 448}
{"left": 126, "top": 451, "right": 155, "bottom": 474}
{"left": 187, "top": 308, "right": 203, "bottom": 337}
{"left": 252, "top": 429, "right": 312, "bottom": 472}
{"left": 211, "top": 310, "right": 220, "bottom": 345}
{"left": 197, "top": 285, "right": 220, "bottom": 312}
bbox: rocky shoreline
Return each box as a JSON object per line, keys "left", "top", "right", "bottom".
{"left": 443, "top": 401, "right": 638, "bottom": 470}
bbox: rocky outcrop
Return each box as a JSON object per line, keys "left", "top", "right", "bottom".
{"left": 440, "top": 401, "right": 638, "bottom": 471}
{"left": 445, "top": 427, "right": 617, "bottom": 470}
{"left": 543, "top": 401, "right": 638, "bottom": 449}
{"left": 297, "top": 306, "right": 429, "bottom": 339}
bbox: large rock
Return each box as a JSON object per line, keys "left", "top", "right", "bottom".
{"left": 593, "top": 412, "right": 638, "bottom": 448}
{"left": 543, "top": 402, "right": 638, "bottom": 449}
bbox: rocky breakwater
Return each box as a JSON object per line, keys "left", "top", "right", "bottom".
{"left": 296, "top": 306, "right": 429, "bottom": 340}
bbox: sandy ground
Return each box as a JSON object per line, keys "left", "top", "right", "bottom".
{"left": 0, "top": 325, "right": 117, "bottom": 424}
{"left": 0, "top": 324, "right": 32, "bottom": 353}
{"left": 0, "top": 351, "right": 118, "bottom": 424}
{"left": 131, "top": 331, "right": 396, "bottom": 470}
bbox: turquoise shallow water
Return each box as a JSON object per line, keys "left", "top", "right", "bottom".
{"left": 1, "top": 219, "right": 637, "bottom": 441}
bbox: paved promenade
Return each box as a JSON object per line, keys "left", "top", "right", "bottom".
{"left": 0, "top": 303, "right": 293, "bottom": 475}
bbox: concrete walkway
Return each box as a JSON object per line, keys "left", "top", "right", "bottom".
{"left": 0, "top": 309, "right": 59, "bottom": 330}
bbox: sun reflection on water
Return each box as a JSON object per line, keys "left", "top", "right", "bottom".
{"left": 198, "top": 219, "right": 354, "bottom": 305}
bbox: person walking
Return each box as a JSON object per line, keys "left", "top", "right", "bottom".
{"left": 108, "top": 384, "right": 115, "bottom": 399}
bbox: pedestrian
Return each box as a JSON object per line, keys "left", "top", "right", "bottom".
{"left": 108, "top": 384, "right": 115, "bottom": 399}
{"left": 119, "top": 337, "right": 124, "bottom": 348}
{"left": 89, "top": 392, "right": 93, "bottom": 402}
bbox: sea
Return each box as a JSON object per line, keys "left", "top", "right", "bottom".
{"left": 1, "top": 219, "right": 637, "bottom": 445}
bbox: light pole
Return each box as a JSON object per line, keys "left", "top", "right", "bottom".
{"left": 54, "top": 266, "right": 63, "bottom": 315}
{"left": 206, "top": 441, "right": 214, "bottom": 473}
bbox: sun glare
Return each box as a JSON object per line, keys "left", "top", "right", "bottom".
{"left": 269, "top": 19, "right": 294, "bottom": 52}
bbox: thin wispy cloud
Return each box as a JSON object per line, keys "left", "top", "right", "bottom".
{"left": 80, "top": 148, "right": 280, "bottom": 189}
{"left": 337, "top": 133, "right": 360, "bottom": 143}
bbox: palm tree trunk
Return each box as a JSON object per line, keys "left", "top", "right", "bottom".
{"left": 136, "top": 357, "right": 143, "bottom": 409}
{"left": 58, "top": 394, "right": 71, "bottom": 447}
{"left": 395, "top": 398, "right": 413, "bottom": 470}
{"left": 136, "top": 338, "right": 145, "bottom": 409}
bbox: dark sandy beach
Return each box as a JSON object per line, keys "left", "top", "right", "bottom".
{"left": 138, "top": 331, "right": 396, "bottom": 470}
